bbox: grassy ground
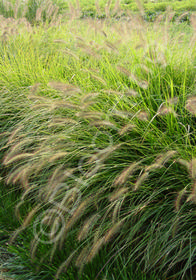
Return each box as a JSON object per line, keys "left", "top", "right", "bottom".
{"left": 0, "top": 0, "right": 195, "bottom": 22}
{"left": 0, "top": 1, "right": 196, "bottom": 280}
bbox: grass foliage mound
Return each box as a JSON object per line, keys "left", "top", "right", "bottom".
{"left": 0, "top": 3, "right": 196, "bottom": 280}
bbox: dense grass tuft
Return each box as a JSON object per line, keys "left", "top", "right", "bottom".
{"left": 0, "top": 2, "right": 196, "bottom": 280}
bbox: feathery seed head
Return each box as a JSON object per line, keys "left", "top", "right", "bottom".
{"left": 109, "top": 187, "right": 128, "bottom": 202}
{"left": 119, "top": 124, "right": 136, "bottom": 135}
{"left": 137, "top": 110, "right": 149, "bottom": 121}
{"left": 134, "top": 172, "right": 149, "bottom": 191}
{"left": 114, "top": 162, "right": 141, "bottom": 186}
{"left": 104, "top": 220, "right": 124, "bottom": 244}
{"left": 185, "top": 96, "right": 196, "bottom": 115}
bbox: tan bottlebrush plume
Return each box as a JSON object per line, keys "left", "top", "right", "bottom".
{"left": 51, "top": 117, "right": 77, "bottom": 124}
{"left": 98, "top": 144, "right": 122, "bottom": 163}
{"left": 76, "top": 111, "right": 103, "bottom": 119}
{"left": 32, "top": 103, "right": 54, "bottom": 110}
{"left": 9, "top": 204, "right": 41, "bottom": 244}
{"left": 140, "top": 64, "right": 152, "bottom": 74}
{"left": 47, "top": 170, "right": 76, "bottom": 200}
{"left": 53, "top": 101, "right": 80, "bottom": 110}
{"left": 189, "top": 158, "right": 196, "bottom": 180}
{"left": 55, "top": 251, "right": 77, "bottom": 279}
{"left": 119, "top": 124, "right": 136, "bottom": 135}
{"left": 155, "top": 150, "right": 177, "bottom": 165}
{"left": 7, "top": 165, "right": 31, "bottom": 186}
{"left": 7, "top": 125, "right": 24, "bottom": 144}
{"left": 190, "top": 13, "right": 196, "bottom": 32}
{"left": 81, "top": 92, "right": 100, "bottom": 103}
{"left": 50, "top": 6, "right": 59, "bottom": 22}
{"left": 112, "top": 199, "right": 124, "bottom": 224}
{"left": 177, "top": 159, "right": 190, "bottom": 170}
{"left": 15, "top": 200, "right": 24, "bottom": 219}
{"left": 102, "top": 90, "right": 124, "bottom": 96}
{"left": 5, "top": 138, "right": 34, "bottom": 162}
{"left": 48, "top": 81, "right": 80, "bottom": 93}
{"left": 36, "top": 7, "right": 42, "bottom": 21}
{"left": 3, "top": 153, "right": 34, "bottom": 166}
{"left": 77, "top": 214, "right": 100, "bottom": 242}
{"left": 109, "top": 187, "right": 128, "bottom": 202}
{"left": 137, "top": 80, "right": 149, "bottom": 90}
{"left": 114, "top": 161, "right": 141, "bottom": 186}
{"left": 155, "top": 52, "right": 167, "bottom": 68}
{"left": 57, "top": 187, "right": 80, "bottom": 213}
{"left": 48, "top": 167, "right": 75, "bottom": 189}
{"left": 116, "top": 65, "right": 131, "bottom": 77}
{"left": 185, "top": 96, "right": 196, "bottom": 115}
{"left": 50, "top": 216, "right": 62, "bottom": 240}
{"left": 85, "top": 163, "right": 104, "bottom": 179}
{"left": 86, "top": 237, "right": 105, "bottom": 263}
{"left": 30, "top": 83, "right": 41, "bottom": 94}
{"left": 134, "top": 172, "right": 149, "bottom": 191}
{"left": 6, "top": 165, "right": 27, "bottom": 185}
{"left": 47, "top": 3, "right": 56, "bottom": 19}
{"left": 111, "top": 110, "right": 130, "bottom": 119}
{"left": 175, "top": 187, "right": 187, "bottom": 211}
{"left": 145, "top": 163, "right": 163, "bottom": 172}
{"left": 124, "top": 89, "right": 138, "bottom": 97}
{"left": 81, "top": 101, "right": 95, "bottom": 110}
{"left": 47, "top": 165, "right": 64, "bottom": 186}
{"left": 75, "top": 246, "right": 90, "bottom": 267}
{"left": 28, "top": 94, "right": 50, "bottom": 101}
{"left": 77, "top": 42, "right": 100, "bottom": 58}
{"left": 101, "top": 145, "right": 120, "bottom": 162}
{"left": 104, "top": 220, "right": 124, "bottom": 243}
{"left": 89, "top": 73, "right": 107, "bottom": 86}
{"left": 48, "top": 118, "right": 77, "bottom": 127}
{"left": 137, "top": 110, "right": 149, "bottom": 121}
{"left": 48, "top": 152, "right": 68, "bottom": 162}
{"left": 157, "top": 105, "right": 177, "bottom": 116}
{"left": 187, "top": 181, "right": 196, "bottom": 203}
{"left": 178, "top": 157, "right": 196, "bottom": 183}
{"left": 167, "top": 97, "right": 179, "bottom": 105}
{"left": 90, "top": 120, "right": 116, "bottom": 128}
{"left": 64, "top": 198, "right": 91, "bottom": 234}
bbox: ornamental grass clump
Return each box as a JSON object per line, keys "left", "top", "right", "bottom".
{"left": 0, "top": 6, "right": 196, "bottom": 280}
